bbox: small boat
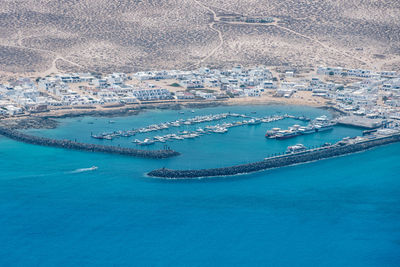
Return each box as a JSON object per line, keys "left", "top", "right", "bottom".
{"left": 109, "top": 120, "right": 116, "bottom": 124}
{"left": 286, "top": 144, "right": 307, "bottom": 154}
{"left": 191, "top": 110, "right": 195, "bottom": 113}
{"left": 213, "top": 127, "right": 228, "bottom": 133}
{"left": 91, "top": 134, "right": 104, "bottom": 139}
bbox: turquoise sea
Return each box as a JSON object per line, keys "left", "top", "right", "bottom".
{"left": 0, "top": 105, "right": 399, "bottom": 266}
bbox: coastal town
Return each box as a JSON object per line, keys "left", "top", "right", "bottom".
{"left": 1, "top": 65, "right": 400, "bottom": 129}
{"left": 1, "top": 64, "right": 399, "bottom": 175}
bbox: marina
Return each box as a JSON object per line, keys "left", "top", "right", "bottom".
{"left": 90, "top": 112, "right": 310, "bottom": 144}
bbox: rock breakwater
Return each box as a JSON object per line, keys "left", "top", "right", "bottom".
{"left": 0, "top": 127, "right": 180, "bottom": 159}
{"left": 148, "top": 134, "right": 400, "bottom": 178}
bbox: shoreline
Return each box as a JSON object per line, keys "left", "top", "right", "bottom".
{"left": 0, "top": 96, "right": 337, "bottom": 130}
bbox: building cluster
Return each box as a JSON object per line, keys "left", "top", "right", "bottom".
{"left": 0, "top": 65, "right": 400, "bottom": 121}
{"left": 313, "top": 66, "right": 400, "bottom": 119}
{"left": 0, "top": 72, "right": 176, "bottom": 116}
{"left": 135, "top": 65, "right": 275, "bottom": 99}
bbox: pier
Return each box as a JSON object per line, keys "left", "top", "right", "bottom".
{"left": 0, "top": 127, "right": 180, "bottom": 159}
{"left": 147, "top": 133, "right": 400, "bottom": 178}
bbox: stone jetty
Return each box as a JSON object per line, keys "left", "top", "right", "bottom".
{"left": 148, "top": 134, "right": 400, "bottom": 178}
{"left": 0, "top": 127, "right": 180, "bottom": 159}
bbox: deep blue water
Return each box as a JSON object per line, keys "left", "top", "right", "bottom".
{"left": 1, "top": 105, "right": 399, "bottom": 266}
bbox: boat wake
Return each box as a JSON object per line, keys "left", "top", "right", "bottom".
{"left": 69, "top": 166, "right": 98, "bottom": 173}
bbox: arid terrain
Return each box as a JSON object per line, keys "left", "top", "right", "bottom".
{"left": 1, "top": 0, "right": 399, "bottom": 77}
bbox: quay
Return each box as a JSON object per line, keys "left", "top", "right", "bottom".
{"left": 0, "top": 127, "right": 180, "bottom": 159}
{"left": 335, "top": 116, "right": 384, "bottom": 129}
{"left": 147, "top": 133, "right": 400, "bottom": 178}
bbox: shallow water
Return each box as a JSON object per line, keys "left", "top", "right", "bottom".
{"left": 1, "top": 105, "right": 399, "bottom": 266}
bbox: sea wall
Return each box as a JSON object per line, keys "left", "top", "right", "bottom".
{"left": 148, "top": 134, "right": 400, "bottom": 178}
{"left": 0, "top": 127, "right": 180, "bottom": 159}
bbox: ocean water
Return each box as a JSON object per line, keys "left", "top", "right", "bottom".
{"left": 0, "top": 105, "right": 399, "bottom": 266}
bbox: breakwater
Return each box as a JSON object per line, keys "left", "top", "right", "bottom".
{"left": 0, "top": 127, "right": 180, "bottom": 159}
{"left": 148, "top": 134, "right": 400, "bottom": 178}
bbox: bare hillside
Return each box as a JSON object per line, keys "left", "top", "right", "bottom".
{"left": 0, "top": 0, "right": 399, "bottom": 75}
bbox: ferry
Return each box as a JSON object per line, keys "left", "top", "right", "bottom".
{"left": 314, "top": 124, "right": 334, "bottom": 132}
{"left": 298, "top": 126, "right": 316, "bottom": 135}
{"left": 265, "top": 128, "right": 281, "bottom": 138}
{"left": 275, "top": 131, "right": 301, "bottom": 140}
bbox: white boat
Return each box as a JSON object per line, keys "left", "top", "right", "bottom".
{"left": 315, "top": 124, "right": 334, "bottom": 132}
{"left": 137, "top": 138, "right": 155, "bottom": 145}
{"left": 315, "top": 115, "right": 329, "bottom": 123}
{"left": 213, "top": 127, "right": 228, "bottom": 133}
{"left": 298, "top": 126, "right": 316, "bottom": 134}
{"left": 286, "top": 144, "right": 307, "bottom": 154}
